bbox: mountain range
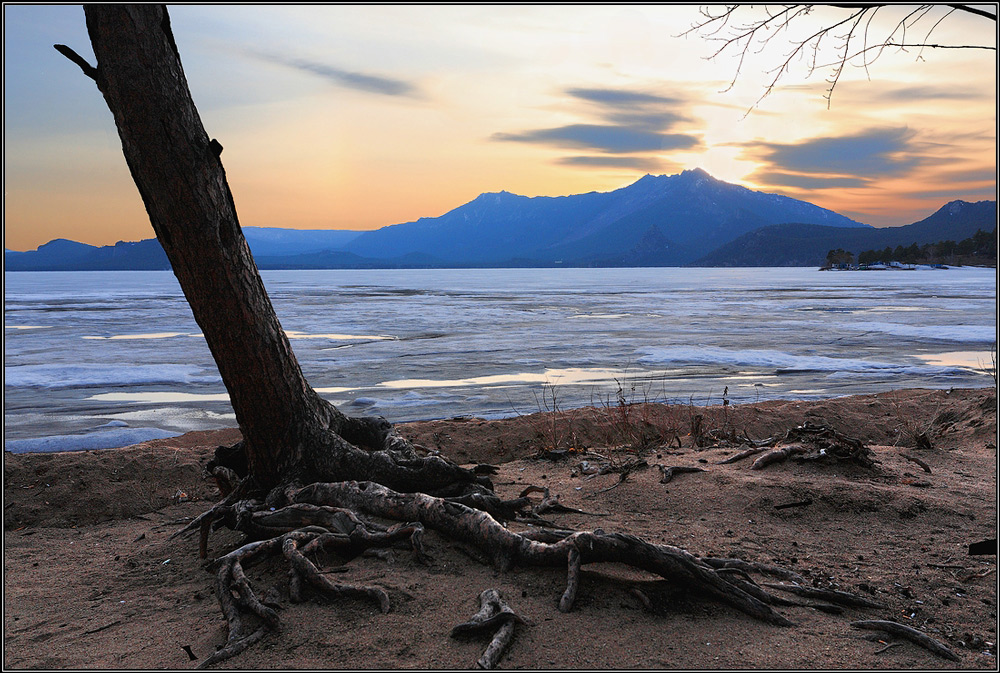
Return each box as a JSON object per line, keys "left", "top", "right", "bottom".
{"left": 5, "top": 169, "right": 995, "bottom": 270}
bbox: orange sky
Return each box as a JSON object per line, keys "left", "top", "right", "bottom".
{"left": 3, "top": 5, "right": 996, "bottom": 252}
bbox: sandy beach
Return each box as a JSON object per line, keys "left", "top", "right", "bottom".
{"left": 4, "top": 387, "right": 996, "bottom": 669}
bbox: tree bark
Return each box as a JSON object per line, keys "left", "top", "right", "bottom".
{"left": 81, "top": 5, "right": 345, "bottom": 488}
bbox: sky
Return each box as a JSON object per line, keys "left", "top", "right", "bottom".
{"left": 3, "top": 4, "right": 997, "bottom": 251}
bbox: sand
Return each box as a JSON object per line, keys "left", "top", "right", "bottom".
{"left": 4, "top": 387, "right": 997, "bottom": 669}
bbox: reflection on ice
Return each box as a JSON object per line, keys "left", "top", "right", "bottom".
{"left": 5, "top": 325, "right": 52, "bottom": 330}
{"left": 83, "top": 332, "right": 188, "bottom": 340}
{"left": 285, "top": 331, "right": 397, "bottom": 341}
{"left": 378, "top": 367, "right": 627, "bottom": 389}
{"left": 88, "top": 391, "right": 232, "bottom": 402}
{"left": 916, "top": 350, "right": 996, "bottom": 372}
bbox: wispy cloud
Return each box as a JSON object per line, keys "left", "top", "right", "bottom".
{"left": 493, "top": 124, "right": 698, "bottom": 154}
{"left": 249, "top": 50, "right": 420, "bottom": 97}
{"left": 565, "top": 88, "right": 684, "bottom": 108}
{"left": 901, "top": 184, "right": 997, "bottom": 200}
{"left": 492, "top": 85, "right": 700, "bottom": 169}
{"left": 557, "top": 155, "right": 666, "bottom": 171}
{"left": 748, "top": 127, "right": 922, "bottom": 178}
{"left": 752, "top": 171, "right": 869, "bottom": 189}
{"left": 838, "top": 82, "right": 987, "bottom": 104}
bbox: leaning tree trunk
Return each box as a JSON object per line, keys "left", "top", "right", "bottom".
{"left": 77, "top": 5, "right": 338, "bottom": 488}
{"left": 70, "top": 5, "right": 486, "bottom": 496}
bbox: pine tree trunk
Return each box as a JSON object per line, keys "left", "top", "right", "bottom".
{"left": 82, "top": 5, "right": 344, "bottom": 488}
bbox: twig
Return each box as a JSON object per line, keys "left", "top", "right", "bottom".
{"left": 83, "top": 620, "right": 121, "bottom": 635}
{"left": 774, "top": 499, "right": 813, "bottom": 510}
{"left": 901, "top": 453, "right": 932, "bottom": 473}
{"left": 716, "top": 445, "right": 769, "bottom": 464}
{"left": 874, "top": 641, "right": 901, "bottom": 654}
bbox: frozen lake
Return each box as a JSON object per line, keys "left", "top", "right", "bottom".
{"left": 4, "top": 266, "right": 996, "bottom": 452}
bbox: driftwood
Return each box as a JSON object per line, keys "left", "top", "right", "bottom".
{"left": 657, "top": 465, "right": 707, "bottom": 484}
{"left": 851, "top": 619, "right": 961, "bottom": 661}
{"left": 751, "top": 445, "right": 807, "bottom": 470}
{"left": 713, "top": 423, "right": 878, "bottom": 470}
{"left": 717, "top": 445, "right": 770, "bottom": 464}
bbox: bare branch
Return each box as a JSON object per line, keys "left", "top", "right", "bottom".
{"left": 947, "top": 4, "right": 997, "bottom": 21}
{"left": 53, "top": 44, "right": 98, "bottom": 81}
{"left": 683, "top": 4, "right": 996, "bottom": 109}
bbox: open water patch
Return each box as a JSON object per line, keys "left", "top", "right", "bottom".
{"left": 636, "top": 346, "right": 969, "bottom": 378}
{"left": 4, "top": 363, "right": 221, "bottom": 389}
{"left": 5, "top": 426, "right": 181, "bottom": 453}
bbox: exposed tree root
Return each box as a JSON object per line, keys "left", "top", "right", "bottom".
{"left": 176, "top": 421, "right": 901, "bottom": 668}
{"left": 701, "top": 556, "right": 806, "bottom": 584}
{"left": 181, "top": 469, "right": 811, "bottom": 666}
{"left": 851, "top": 619, "right": 961, "bottom": 661}
{"left": 451, "top": 589, "right": 526, "bottom": 669}
{"left": 761, "top": 582, "right": 886, "bottom": 609}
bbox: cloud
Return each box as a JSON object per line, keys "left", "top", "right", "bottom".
{"left": 565, "top": 88, "right": 684, "bottom": 107}
{"left": 557, "top": 155, "right": 666, "bottom": 171}
{"left": 880, "top": 85, "right": 983, "bottom": 102}
{"left": 839, "top": 82, "right": 986, "bottom": 103}
{"left": 493, "top": 124, "right": 699, "bottom": 154}
{"left": 492, "top": 85, "right": 700, "bottom": 166}
{"left": 749, "top": 127, "right": 922, "bottom": 178}
{"left": 250, "top": 50, "right": 420, "bottom": 97}
{"left": 602, "top": 110, "right": 691, "bottom": 131}
{"left": 566, "top": 87, "right": 692, "bottom": 130}
{"left": 934, "top": 167, "right": 997, "bottom": 184}
{"left": 901, "top": 184, "right": 997, "bottom": 200}
{"left": 751, "top": 171, "right": 869, "bottom": 189}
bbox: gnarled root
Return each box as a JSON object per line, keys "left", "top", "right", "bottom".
{"left": 292, "top": 480, "right": 795, "bottom": 626}
{"left": 451, "top": 589, "right": 526, "bottom": 669}
{"left": 198, "top": 521, "right": 407, "bottom": 668}
{"left": 187, "top": 475, "right": 805, "bottom": 667}
{"left": 184, "top": 420, "right": 894, "bottom": 668}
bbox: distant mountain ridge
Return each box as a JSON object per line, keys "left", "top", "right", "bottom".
{"left": 342, "top": 168, "right": 868, "bottom": 266}
{"left": 694, "top": 200, "right": 997, "bottom": 267}
{"left": 5, "top": 170, "right": 994, "bottom": 270}
{"left": 4, "top": 227, "right": 363, "bottom": 271}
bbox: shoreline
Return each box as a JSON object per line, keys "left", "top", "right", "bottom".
{"left": 5, "top": 386, "right": 997, "bottom": 670}
{"left": 5, "top": 386, "right": 995, "bottom": 526}
{"left": 4, "top": 386, "right": 996, "bottom": 669}
{"left": 5, "top": 384, "right": 996, "bottom": 456}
